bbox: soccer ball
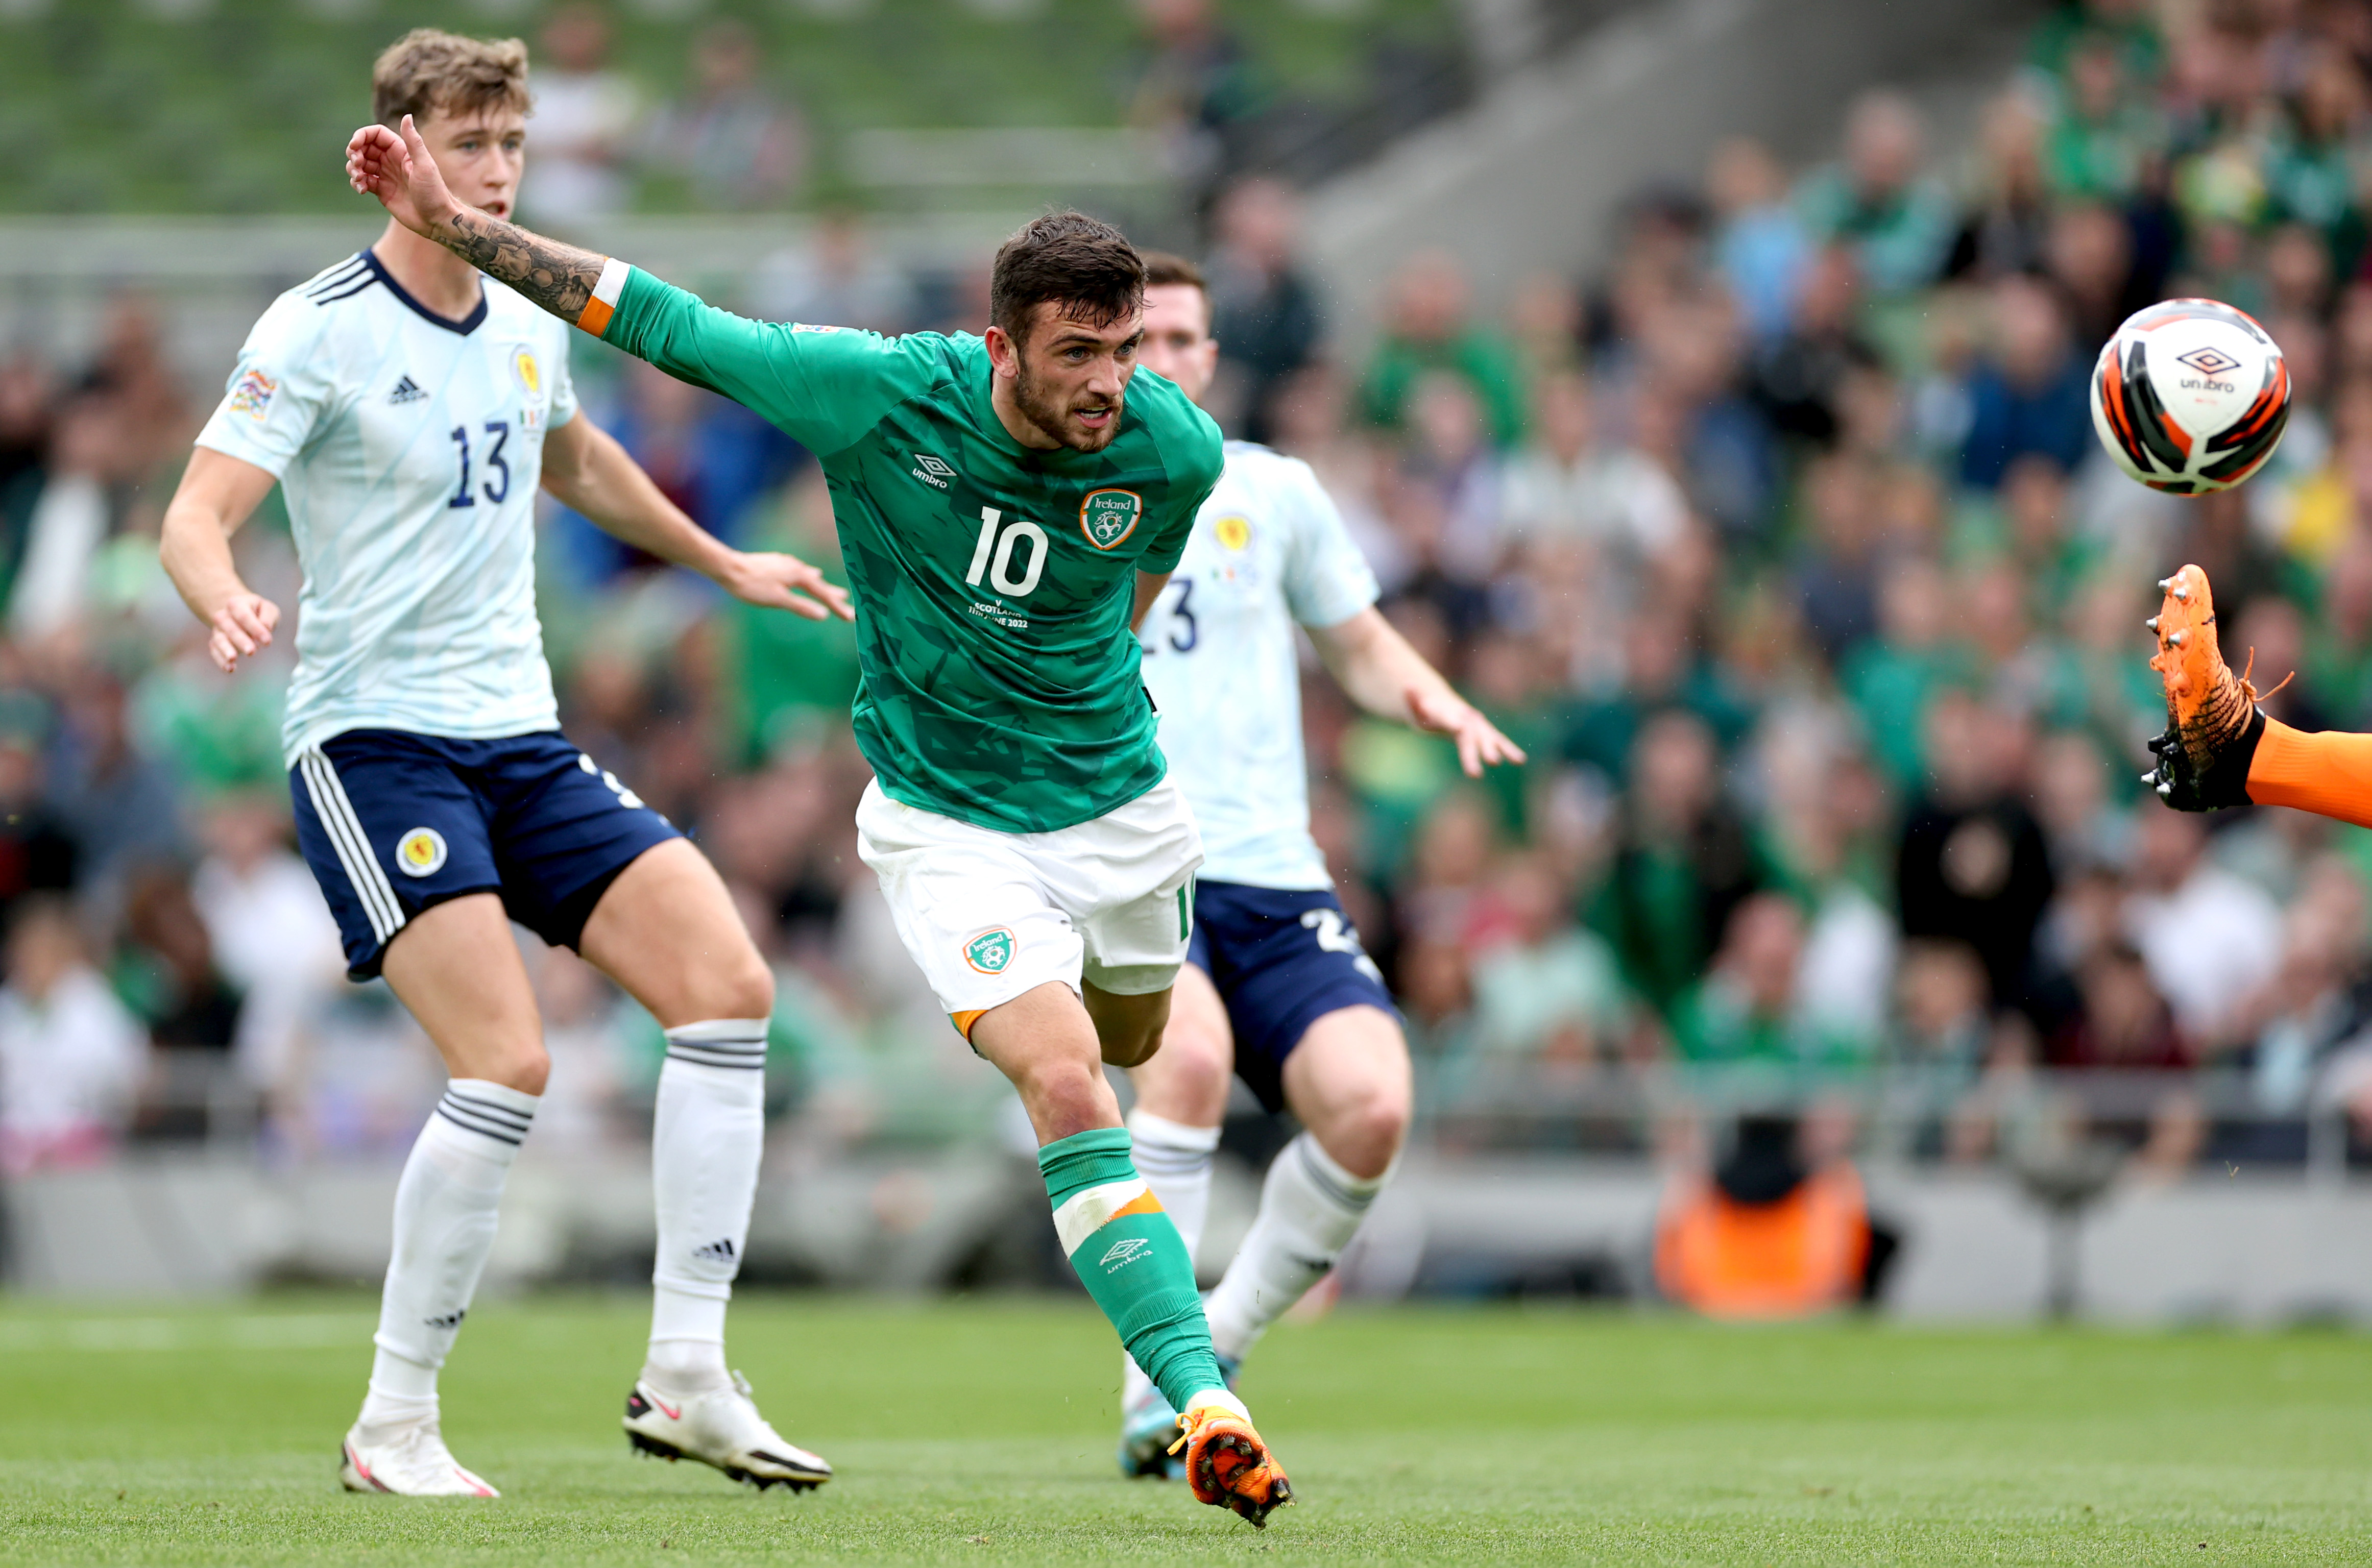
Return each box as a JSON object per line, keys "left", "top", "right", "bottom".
{"left": 2089, "top": 298, "right": 2290, "bottom": 495}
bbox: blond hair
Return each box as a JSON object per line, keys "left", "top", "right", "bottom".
{"left": 372, "top": 28, "right": 531, "bottom": 131}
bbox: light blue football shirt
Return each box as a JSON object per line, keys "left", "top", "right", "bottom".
{"left": 195, "top": 251, "right": 577, "bottom": 764}
{"left": 1137, "top": 441, "right": 1379, "bottom": 890}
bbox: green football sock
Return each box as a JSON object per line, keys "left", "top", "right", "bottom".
{"left": 1039, "top": 1128, "right": 1227, "bottom": 1414}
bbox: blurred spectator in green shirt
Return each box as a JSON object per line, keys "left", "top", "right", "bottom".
{"left": 1793, "top": 92, "right": 1958, "bottom": 298}
{"left": 1361, "top": 251, "right": 1526, "bottom": 447}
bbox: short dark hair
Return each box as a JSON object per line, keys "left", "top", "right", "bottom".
{"left": 1137, "top": 250, "right": 1206, "bottom": 296}
{"left": 374, "top": 28, "right": 531, "bottom": 132}
{"left": 990, "top": 211, "right": 1145, "bottom": 346}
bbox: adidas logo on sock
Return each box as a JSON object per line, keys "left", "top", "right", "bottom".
{"left": 388, "top": 375, "right": 427, "bottom": 404}
{"left": 424, "top": 1308, "right": 466, "bottom": 1330}
{"left": 692, "top": 1238, "right": 737, "bottom": 1264}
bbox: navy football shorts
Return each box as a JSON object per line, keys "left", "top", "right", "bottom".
{"left": 1185, "top": 880, "right": 1400, "bottom": 1114}
{"left": 289, "top": 728, "right": 682, "bottom": 980}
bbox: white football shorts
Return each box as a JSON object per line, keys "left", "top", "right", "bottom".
{"left": 855, "top": 777, "right": 1204, "bottom": 1040}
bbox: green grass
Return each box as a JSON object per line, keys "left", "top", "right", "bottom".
{"left": 3, "top": 1293, "right": 2369, "bottom": 1564}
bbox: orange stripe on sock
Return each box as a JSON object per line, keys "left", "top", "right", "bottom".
{"left": 950, "top": 1009, "right": 986, "bottom": 1040}
{"left": 576, "top": 296, "right": 616, "bottom": 337}
{"left": 1109, "top": 1190, "right": 1165, "bottom": 1221}
{"left": 2247, "top": 720, "right": 2372, "bottom": 828}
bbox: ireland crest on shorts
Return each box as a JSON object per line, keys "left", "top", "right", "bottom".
{"left": 963, "top": 926, "right": 1015, "bottom": 974}
{"left": 1079, "top": 488, "right": 1142, "bottom": 551}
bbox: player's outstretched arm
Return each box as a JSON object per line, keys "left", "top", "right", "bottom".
{"left": 348, "top": 117, "right": 603, "bottom": 323}
{"left": 1307, "top": 607, "right": 1526, "bottom": 778}
{"left": 541, "top": 415, "right": 852, "bottom": 622}
{"left": 159, "top": 447, "right": 283, "bottom": 674}
{"left": 350, "top": 117, "right": 881, "bottom": 451}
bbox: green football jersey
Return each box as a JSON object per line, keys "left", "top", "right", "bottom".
{"left": 602, "top": 268, "right": 1224, "bottom": 834}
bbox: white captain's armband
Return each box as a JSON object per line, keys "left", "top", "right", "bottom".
{"left": 576, "top": 257, "right": 631, "bottom": 337}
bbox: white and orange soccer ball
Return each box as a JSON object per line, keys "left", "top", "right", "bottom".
{"left": 2089, "top": 298, "right": 2290, "bottom": 494}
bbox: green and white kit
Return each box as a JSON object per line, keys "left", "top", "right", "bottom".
{"left": 597, "top": 266, "right": 1224, "bottom": 1026}
{"left": 855, "top": 775, "right": 1201, "bottom": 1034}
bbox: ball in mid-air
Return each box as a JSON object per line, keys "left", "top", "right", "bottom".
{"left": 2089, "top": 298, "right": 2289, "bottom": 494}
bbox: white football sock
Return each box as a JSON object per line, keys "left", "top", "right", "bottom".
{"left": 1202, "top": 1132, "right": 1388, "bottom": 1363}
{"left": 1125, "top": 1108, "right": 1220, "bottom": 1263}
{"left": 646, "top": 1019, "right": 767, "bottom": 1394}
{"left": 359, "top": 1079, "right": 536, "bottom": 1430}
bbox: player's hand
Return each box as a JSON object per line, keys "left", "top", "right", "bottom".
{"left": 346, "top": 115, "right": 461, "bottom": 237}
{"left": 206, "top": 592, "right": 280, "bottom": 675}
{"left": 1408, "top": 685, "right": 1526, "bottom": 778}
{"left": 714, "top": 550, "right": 855, "bottom": 622}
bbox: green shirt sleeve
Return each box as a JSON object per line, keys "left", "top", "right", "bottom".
{"left": 602, "top": 267, "right": 925, "bottom": 455}
{"left": 1136, "top": 396, "right": 1223, "bottom": 576}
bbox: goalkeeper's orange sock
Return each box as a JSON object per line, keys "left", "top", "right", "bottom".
{"left": 2247, "top": 720, "right": 2372, "bottom": 828}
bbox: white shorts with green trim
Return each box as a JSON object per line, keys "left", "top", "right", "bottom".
{"left": 854, "top": 777, "right": 1203, "bottom": 1039}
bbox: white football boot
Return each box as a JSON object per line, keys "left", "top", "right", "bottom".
{"left": 622, "top": 1371, "right": 831, "bottom": 1491}
{"left": 339, "top": 1418, "right": 499, "bottom": 1497}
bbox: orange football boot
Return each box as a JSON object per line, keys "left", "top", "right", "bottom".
{"left": 1169, "top": 1400, "right": 1293, "bottom": 1528}
{"left": 2145, "top": 562, "right": 2268, "bottom": 811}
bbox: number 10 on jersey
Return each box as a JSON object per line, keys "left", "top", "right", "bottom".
{"left": 965, "top": 507, "right": 1047, "bottom": 597}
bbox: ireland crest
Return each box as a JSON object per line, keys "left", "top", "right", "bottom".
{"left": 1079, "top": 488, "right": 1142, "bottom": 551}
{"left": 963, "top": 926, "right": 1016, "bottom": 974}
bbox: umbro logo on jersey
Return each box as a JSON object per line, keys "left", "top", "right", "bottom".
{"left": 388, "top": 375, "right": 428, "bottom": 405}
{"left": 911, "top": 452, "right": 955, "bottom": 490}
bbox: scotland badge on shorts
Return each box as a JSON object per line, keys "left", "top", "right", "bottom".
{"left": 963, "top": 926, "right": 1015, "bottom": 974}
{"left": 396, "top": 826, "right": 449, "bottom": 878}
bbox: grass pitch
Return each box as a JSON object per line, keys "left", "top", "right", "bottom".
{"left": 2, "top": 1293, "right": 2368, "bottom": 1564}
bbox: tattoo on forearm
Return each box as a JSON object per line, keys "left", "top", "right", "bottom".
{"left": 438, "top": 210, "right": 603, "bottom": 321}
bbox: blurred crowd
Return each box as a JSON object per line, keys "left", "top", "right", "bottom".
{"left": 16, "top": 0, "right": 2372, "bottom": 1184}
{"left": 509, "top": 0, "right": 1415, "bottom": 228}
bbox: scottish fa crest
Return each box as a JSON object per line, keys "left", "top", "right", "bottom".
{"left": 963, "top": 926, "right": 1015, "bottom": 974}
{"left": 1079, "top": 488, "right": 1143, "bottom": 551}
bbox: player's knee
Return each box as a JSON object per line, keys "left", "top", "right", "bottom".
{"left": 1143, "top": 1027, "right": 1231, "bottom": 1116}
{"left": 486, "top": 1040, "right": 551, "bottom": 1097}
{"left": 696, "top": 944, "right": 775, "bottom": 1025}
{"left": 1321, "top": 1080, "right": 1410, "bottom": 1181}
{"left": 1087, "top": 984, "right": 1172, "bottom": 1070}
{"left": 1019, "top": 1056, "right": 1112, "bottom": 1135}
{"left": 1101, "top": 1019, "right": 1165, "bottom": 1070}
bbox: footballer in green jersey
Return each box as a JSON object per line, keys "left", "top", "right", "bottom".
{"left": 600, "top": 269, "right": 1221, "bottom": 835}
{"left": 352, "top": 119, "right": 1295, "bottom": 1527}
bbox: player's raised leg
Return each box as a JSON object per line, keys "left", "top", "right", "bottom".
{"left": 1202, "top": 1004, "right": 1410, "bottom": 1364}
{"left": 344, "top": 893, "right": 546, "bottom": 1499}
{"left": 970, "top": 981, "right": 1292, "bottom": 1525}
{"left": 1119, "top": 963, "right": 1231, "bottom": 1475}
{"left": 576, "top": 838, "right": 831, "bottom": 1490}
{"left": 2146, "top": 561, "right": 2372, "bottom": 826}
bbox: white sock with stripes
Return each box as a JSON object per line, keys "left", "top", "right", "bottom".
{"left": 1201, "top": 1132, "right": 1387, "bottom": 1363}
{"left": 645, "top": 1019, "right": 767, "bottom": 1394}
{"left": 1126, "top": 1109, "right": 1220, "bottom": 1264}
{"left": 357, "top": 1080, "right": 536, "bottom": 1432}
